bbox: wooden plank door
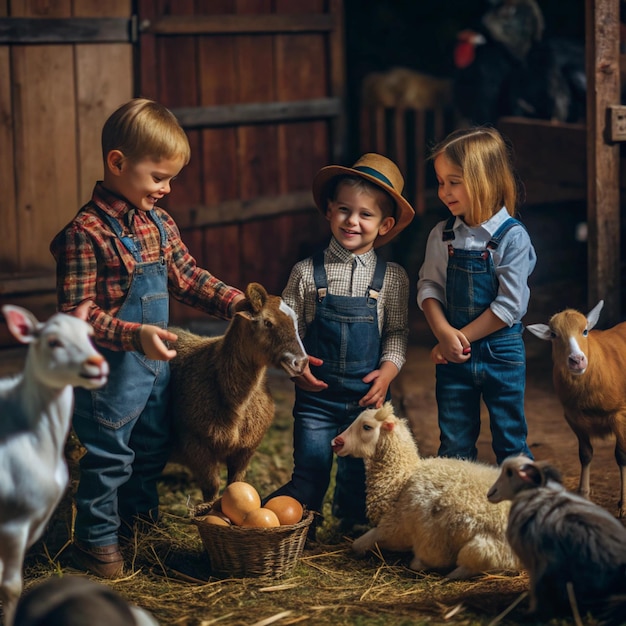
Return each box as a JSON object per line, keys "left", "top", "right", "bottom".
{"left": 136, "top": 0, "right": 345, "bottom": 323}
{"left": 0, "top": 0, "right": 133, "bottom": 345}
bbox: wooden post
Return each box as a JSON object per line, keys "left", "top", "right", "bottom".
{"left": 586, "top": 0, "right": 621, "bottom": 324}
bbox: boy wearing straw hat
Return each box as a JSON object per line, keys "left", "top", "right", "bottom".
{"left": 265, "top": 153, "right": 415, "bottom": 536}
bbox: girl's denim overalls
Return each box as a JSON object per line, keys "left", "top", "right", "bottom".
{"left": 436, "top": 216, "right": 532, "bottom": 464}
{"left": 268, "top": 252, "right": 388, "bottom": 525}
{"left": 72, "top": 208, "right": 171, "bottom": 547}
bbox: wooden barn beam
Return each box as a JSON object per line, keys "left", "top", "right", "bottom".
{"left": 171, "top": 98, "right": 341, "bottom": 129}
{"left": 140, "top": 14, "right": 333, "bottom": 35}
{"left": 0, "top": 17, "right": 134, "bottom": 43}
{"left": 586, "top": 0, "right": 622, "bottom": 324}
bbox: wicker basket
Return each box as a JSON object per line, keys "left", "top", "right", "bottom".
{"left": 192, "top": 507, "right": 314, "bottom": 578}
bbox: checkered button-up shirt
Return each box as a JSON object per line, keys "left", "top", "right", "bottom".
{"left": 282, "top": 237, "right": 409, "bottom": 371}
{"left": 50, "top": 182, "right": 243, "bottom": 352}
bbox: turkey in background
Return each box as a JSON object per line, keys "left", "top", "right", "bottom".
{"left": 453, "top": 0, "right": 586, "bottom": 126}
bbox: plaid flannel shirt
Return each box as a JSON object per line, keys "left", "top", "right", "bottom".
{"left": 50, "top": 182, "right": 243, "bottom": 352}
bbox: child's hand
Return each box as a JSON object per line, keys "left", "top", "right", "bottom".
{"left": 430, "top": 344, "right": 448, "bottom": 364}
{"left": 291, "top": 356, "right": 328, "bottom": 392}
{"left": 139, "top": 325, "right": 178, "bottom": 361}
{"left": 436, "top": 329, "right": 471, "bottom": 363}
{"left": 359, "top": 361, "right": 398, "bottom": 408}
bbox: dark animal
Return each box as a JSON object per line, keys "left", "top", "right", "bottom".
{"left": 453, "top": 0, "right": 585, "bottom": 125}
{"left": 169, "top": 282, "right": 308, "bottom": 502}
{"left": 528, "top": 300, "right": 626, "bottom": 518}
{"left": 14, "top": 576, "right": 158, "bottom": 626}
{"left": 488, "top": 456, "right": 626, "bottom": 623}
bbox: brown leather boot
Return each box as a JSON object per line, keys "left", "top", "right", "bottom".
{"left": 71, "top": 541, "right": 124, "bottom": 579}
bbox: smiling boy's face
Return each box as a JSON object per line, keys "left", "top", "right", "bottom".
{"left": 326, "top": 182, "right": 394, "bottom": 255}
{"left": 104, "top": 151, "right": 186, "bottom": 212}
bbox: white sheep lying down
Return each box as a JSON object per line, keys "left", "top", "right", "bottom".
{"left": 331, "top": 402, "right": 519, "bottom": 579}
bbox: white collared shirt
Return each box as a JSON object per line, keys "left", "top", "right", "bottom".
{"left": 417, "top": 207, "right": 537, "bottom": 326}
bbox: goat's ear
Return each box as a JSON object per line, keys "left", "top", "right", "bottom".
{"left": 586, "top": 300, "right": 604, "bottom": 330}
{"left": 526, "top": 323, "right": 551, "bottom": 340}
{"left": 245, "top": 283, "right": 268, "bottom": 314}
{"left": 518, "top": 463, "right": 542, "bottom": 486}
{"left": 2, "top": 305, "right": 40, "bottom": 344}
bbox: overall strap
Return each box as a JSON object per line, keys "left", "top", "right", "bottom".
{"left": 487, "top": 217, "right": 523, "bottom": 250}
{"left": 367, "top": 255, "right": 387, "bottom": 302}
{"left": 96, "top": 207, "right": 166, "bottom": 263}
{"left": 442, "top": 216, "right": 456, "bottom": 241}
{"left": 148, "top": 210, "right": 168, "bottom": 249}
{"left": 312, "top": 250, "right": 328, "bottom": 301}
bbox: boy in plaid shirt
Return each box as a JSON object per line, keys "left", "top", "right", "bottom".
{"left": 51, "top": 98, "right": 245, "bottom": 577}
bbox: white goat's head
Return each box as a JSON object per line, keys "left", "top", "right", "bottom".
{"left": 2, "top": 301, "right": 109, "bottom": 390}
{"left": 527, "top": 300, "right": 604, "bottom": 376}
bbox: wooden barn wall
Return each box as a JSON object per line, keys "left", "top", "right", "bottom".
{"left": 0, "top": 0, "right": 133, "bottom": 344}
{"left": 0, "top": 0, "right": 345, "bottom": 345}
{"left": 137, "top": 0, "right": 343, "bottom": 323}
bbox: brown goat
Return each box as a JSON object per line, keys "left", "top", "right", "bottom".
{"left": 527, "top": 300, "right": 626, "bottom": 517}
{"left": 168, "top": 282, "right": 308, "bottom": 502}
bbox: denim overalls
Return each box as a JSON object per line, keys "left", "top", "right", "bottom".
{"left": 436, "top": 216, "right": 532, "bottom": 464}
{"left": 269, "top": 252, "right": 388, "bottom": 525}
{"left": 72, "top": 208, "right": 171, "bottom": 547}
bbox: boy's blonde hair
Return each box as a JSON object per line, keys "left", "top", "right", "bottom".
{"left": 102, "top": 98, "right": 191, "bottom": 165}
{"left": 430, "top": 126, "right": 517, "bottom": 226}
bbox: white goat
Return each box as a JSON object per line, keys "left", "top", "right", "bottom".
{"left": 331, "top": 402, "right": 519, "bottom": 579}
{"left": 0, "top": 303, "right": 108, "bottom": 626}
{"left": 488, "top": 455, "right": 626, "bottom": 622}
{"left": 527, "top": 300, "right": 626, "bottom": 517}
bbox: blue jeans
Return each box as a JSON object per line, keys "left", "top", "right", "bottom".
{"left": 436, "top": 325, "right": 532, "bottom": 464}
{"left": 268, "top": 389, "right": 368, "bottom": 524}
{"left": 73, "top": 353, "right": 171, "bottom": 546}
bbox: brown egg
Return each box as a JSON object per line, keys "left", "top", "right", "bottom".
{"left": 264, "top": 495, "right": 304, "bottom": 525}
{"left": 221, "top": 481, "right": 261, "bottom": 525}
{"left": 203, "top": 513, "right": 231, "bottom": 526}
{"left": 241, "top": 507, "right": 280, "bottom": 528}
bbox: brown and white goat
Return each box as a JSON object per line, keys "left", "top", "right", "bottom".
{"left": 0, "top": 303, "right": 108, "bottom": 626}
{"left": 527, "top": 300, "right": 626, "bottom": 517}
{"left": 169, "top": 282, "right": 308, "bottom": 502}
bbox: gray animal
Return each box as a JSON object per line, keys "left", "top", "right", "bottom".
{"left": 169, "top": 282, "right": 308, "bottom": 501}
{"left": 488, "top": 455, "right": 626, "bottom": 622}
{"left": 14, "top": 576, "right": 159, "bottom": 626}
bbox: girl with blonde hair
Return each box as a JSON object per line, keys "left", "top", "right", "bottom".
{"left": 417, "top": 126, "right": 536, "bottom": 464}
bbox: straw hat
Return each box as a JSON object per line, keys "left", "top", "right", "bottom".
{"left": 312, "top": 153, "right": 415, "bottom": 247}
